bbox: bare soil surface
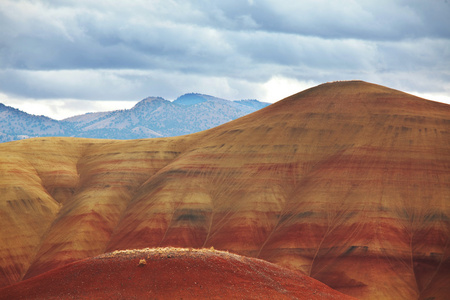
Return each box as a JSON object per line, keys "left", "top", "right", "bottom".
{"left": 0, "top": 247, "right": 355, "bottom": 299}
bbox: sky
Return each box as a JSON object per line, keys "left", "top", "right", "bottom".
{"left": 1, "top": 0, "right": 449, "bottom": 120}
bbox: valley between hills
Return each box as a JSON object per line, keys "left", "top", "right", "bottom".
{"left": 0, "top": 81, "right": 449, "bottom": 299}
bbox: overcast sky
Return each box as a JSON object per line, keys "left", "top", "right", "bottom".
{"left": 1, "top": 0, "right": 449, "bottom": 119}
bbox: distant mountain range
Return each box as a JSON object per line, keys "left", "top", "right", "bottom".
{"left": 0, "top": 94, "right": 269, "bottom": 143}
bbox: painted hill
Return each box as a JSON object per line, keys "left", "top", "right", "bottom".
{"left": 0, "top": 94, "right": 269, "bottom": 142}
{"left": 0, "top": 81, "right": 448, "bottom": 299}
{"left": 0, "top": 247, "right": 355, "bottom": 299}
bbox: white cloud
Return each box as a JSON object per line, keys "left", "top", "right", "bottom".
{"left": 0, "top": 92, "right": 137, "bottom": 120}
{"left": 259, "top": 76, "right": 318, "bottom": 102}
{"left": 405, "top": 91, "right": 450, "bottom": 106}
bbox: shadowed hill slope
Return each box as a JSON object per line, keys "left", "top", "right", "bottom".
{"left": 0, "top": 81, "right": 449, "bottom": 299}
{"left": 0, "top": 247, "right": 355, "bottom": 299}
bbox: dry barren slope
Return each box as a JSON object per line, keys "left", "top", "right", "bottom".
{"left": 0, "top": 247, "right": 355, "bottom": 299}
{"left": 0, "top": 81, "right": 449, "bottom": 299}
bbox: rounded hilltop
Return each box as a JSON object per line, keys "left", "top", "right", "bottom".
{"left": 0, "top": 247, "right": 355, "bottom": 300}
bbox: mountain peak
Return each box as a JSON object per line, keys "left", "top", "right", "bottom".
{"left": 141, "top": 96, "right": 166, "bottom": 102}
{"left": 132, "top": 97, "right": 169, "bottom": 109}
{"left": 173, "top": 93, "right": 209, "bottom": 106}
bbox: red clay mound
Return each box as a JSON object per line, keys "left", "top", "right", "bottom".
{"left": 0, "top": 247, "right": 355, "bottom": 300}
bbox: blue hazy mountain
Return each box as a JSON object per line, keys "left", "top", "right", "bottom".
{"left": 0, "top": 103, "right": 65, "bottom": 142}
{"left": 0, "top": 94, "right": 269, "bottom": 142}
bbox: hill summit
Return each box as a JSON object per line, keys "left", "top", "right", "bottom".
{"left": 0, "top": 247, "right": 355, "bottom": 299}
{"left": 173, "top": 93, "right": 209, "bottom": 106}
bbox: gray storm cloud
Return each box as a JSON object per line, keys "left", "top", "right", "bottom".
{"left": 0, "top": 0, "right": 449, "bottom": 107}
